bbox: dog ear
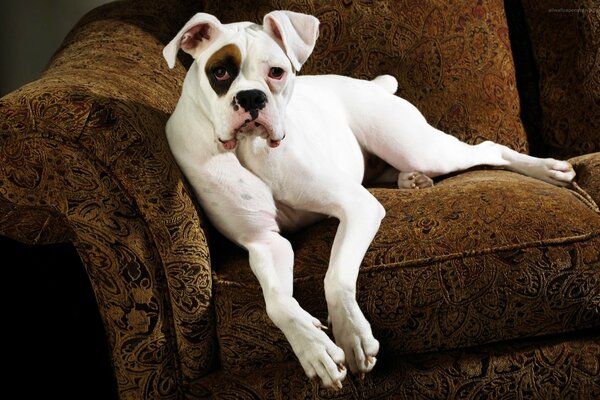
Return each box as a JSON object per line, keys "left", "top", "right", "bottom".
{"left": 263, "top": 11, "right": 319, "bottom": 72}
{"left": 163, "top": 13, "right": 223, "bottom": 69}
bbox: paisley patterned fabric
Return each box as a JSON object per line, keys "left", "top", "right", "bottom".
{"left": 204, "top": 0, "right": 530, "bottom": 151}
{"left": 521, "top": 0, "right": 600, "bottom": 158}
{"left": 192, "top": 332, "right": 600, "bottom": 399}
{"left": 570, "top": 152, "right": 600, "bottom": 206}
{"left": 0, "top": 1, "right": 599, "bottom": 399}
{"left": 1, "top": 0, "right": 214, "bottom": 398}
{"left": 214, "top": 170, "right": 600, "bottom": 373}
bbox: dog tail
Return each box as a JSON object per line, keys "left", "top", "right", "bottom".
{"left": 372, "top": 75, "right": 398, "bottom": 94}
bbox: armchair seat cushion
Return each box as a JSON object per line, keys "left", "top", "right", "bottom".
{"left": 213, "top": 170, "right": 600, "bottom": 373}
{"left": 193, "top": 332, "right": 600, "bottom": 399}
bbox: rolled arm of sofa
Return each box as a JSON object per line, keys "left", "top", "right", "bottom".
{"left": 570, "top": 152, "right": 600, "bottom": 209}
{"left": 0, "top": 0, "right": 214, "bottom": 398}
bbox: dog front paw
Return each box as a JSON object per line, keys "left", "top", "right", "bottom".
{"left": 327, "top": 300, "right": 380, "bottom": 378}
{"left": 295, "top": 330, "right": 347, "bottom": 390}
{"left": 270, "top": 299, "right": 347, "bottom": 389}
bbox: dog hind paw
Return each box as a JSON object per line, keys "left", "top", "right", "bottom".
{"left": 549, "top": 160, "right": 576, "bottom": 184}
{"left": 526, "top": 159, "right": 576, "bottom": 187}
{"left": 398, "top": 171, "right": 434, "bottom": 189}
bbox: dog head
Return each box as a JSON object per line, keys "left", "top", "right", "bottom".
{"left": 163, "top": 11, "right": 319, "bottom": 150}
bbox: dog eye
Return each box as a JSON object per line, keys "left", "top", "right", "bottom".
{"left": 213, "top": 67, "right": 231, "bottom": 81}
{"left": 268, "top": 67, "right": 285, "bottom": 80}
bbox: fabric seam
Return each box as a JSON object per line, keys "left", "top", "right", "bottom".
{"left": 215, "top": 231, "right": 600, "bottom": 288}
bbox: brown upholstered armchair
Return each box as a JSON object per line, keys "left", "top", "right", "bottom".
{"left": 1, "top": 0, "right": 599, "bottom": 398}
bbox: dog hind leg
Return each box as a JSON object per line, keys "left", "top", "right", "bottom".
{"left": 348, "top": 84, "right": 574, "bottom": 186}
{"left": 490, "top": 142, "right": 575, "bottom": 186}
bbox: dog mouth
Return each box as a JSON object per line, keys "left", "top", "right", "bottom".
{"left": 219, "top": 116, "right": 284, "bottom": 149}
{"left": 235, "top": 119, "right": 270, "bottom": 138}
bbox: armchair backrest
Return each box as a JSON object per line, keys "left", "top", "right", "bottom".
{"left": 201, "top": 0, "right": 531, "bottom": 154}
{"left": 520, "top": 0, "right": 599, "bottom": 158}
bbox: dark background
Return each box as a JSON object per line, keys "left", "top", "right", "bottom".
{"left": 3, "top": 235, "right": 118, "bottom": 399}
{"left": 0, "top": 0, "right": 112, "bottom": 96}
{"left": 2, "top": 1, "right": 119, "bottom": 397}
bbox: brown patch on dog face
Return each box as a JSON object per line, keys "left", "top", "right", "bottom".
{"left": 205, "top": 44, "right": 242, "bottom": 96}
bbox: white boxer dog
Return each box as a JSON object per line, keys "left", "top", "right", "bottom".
{"left": 163, "top": 10, "right": 575, "bottom": 389}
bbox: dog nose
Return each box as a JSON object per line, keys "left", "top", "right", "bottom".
{"left": 236, "top": 90, "right": 267, "bottom": 115}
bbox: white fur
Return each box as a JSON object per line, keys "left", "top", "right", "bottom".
{"left": 164, "top": 11, "right": 575, "bottom": 389}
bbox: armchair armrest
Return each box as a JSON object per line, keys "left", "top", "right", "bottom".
{"left": 0, "top": 0, "right": 214, "bottom": 398}
{"left": 570, "top": 152, "right": 600, "bottom": 209}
